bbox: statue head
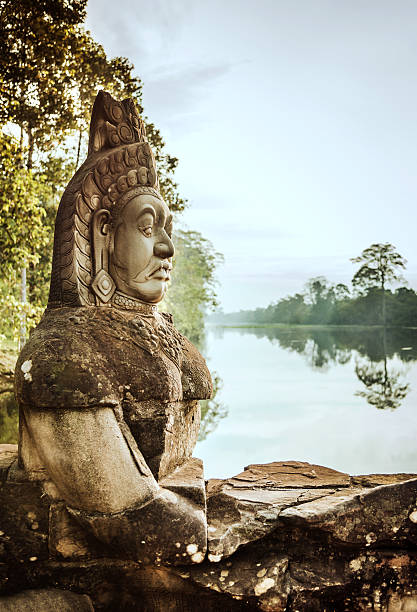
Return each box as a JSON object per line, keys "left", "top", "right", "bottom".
{"left": 48, "top": 91, "right": 174, "bottom": 308}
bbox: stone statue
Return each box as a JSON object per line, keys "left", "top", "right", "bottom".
{"left": 14, "top": 91, "right": 212, "bottom": 565}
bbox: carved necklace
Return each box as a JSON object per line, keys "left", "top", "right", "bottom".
{"left": 111, "top": 290, "right": 157, "bottom": 314}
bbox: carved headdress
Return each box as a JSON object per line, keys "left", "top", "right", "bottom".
{"left": 48, "top": 90, "right": 161, "bottom": 308}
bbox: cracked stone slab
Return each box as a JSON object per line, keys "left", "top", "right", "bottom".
{"left": 207, "top": 480, "right": 336, "bottom": 560}
{"left": 205, "top": 461, "right": 350, "bottom": 560}
{"left": 227, "top": 461, "right": 350, "bottom": 489}
{"left": 279, "top": 478, "right": 417, "bottom": 547}
{"left": 351, "top": 473, "right": 417, "bottom": 487}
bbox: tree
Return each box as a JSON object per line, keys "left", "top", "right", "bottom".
{"left": 161, "top": 229, "right": 224, "bottom": 346}
{"left": 0, "top": 0, "right": 191, "bottom": 345}
{"left": 351, "top": 243, "right": 407, "bottom": 326}
{"left": 0, "top": 133, "right": 49, "bottom": 343}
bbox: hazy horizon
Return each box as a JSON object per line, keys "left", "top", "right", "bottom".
{"left": 86, "top": 0, "right": 417, "bottom": 312}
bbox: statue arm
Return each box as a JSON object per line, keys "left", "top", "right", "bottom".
{"left": 22, "top": 405, "right": 207, "bottom": 564}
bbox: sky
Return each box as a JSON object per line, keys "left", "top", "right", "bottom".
{"left": 86, "top": 0, "right": 417, "bottom": 312}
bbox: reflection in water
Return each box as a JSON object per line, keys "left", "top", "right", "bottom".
{"left": 219, "top": 325, "right": 416, "bottom": 411}
{"left": 193, "top": 333, "right": 228, "bottom": 441}
{"left": 199, "top": 373, "right": 227, "bottom": 441}
{"left": 355, "top": 359, "right": 409, "bottom": 411}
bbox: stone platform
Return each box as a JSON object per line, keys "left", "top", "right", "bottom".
{"left": 1, "top": 445, "right": 417, "bottom": 611}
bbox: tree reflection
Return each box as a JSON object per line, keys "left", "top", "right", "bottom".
{"left": 354, "top": 328, "right": 410, "bottom": 410}
{"left": 355, "top": 358, "right": 409, "bottom": 410}
{"left": 199, "top": 373, "right": 227, "bottom": 441}
{"left": 228, "top": 325, "right": 416, "bottom": 411}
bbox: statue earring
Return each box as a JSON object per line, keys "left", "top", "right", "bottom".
{"left": 91, "top": 269, "right": 115, "bottom": 303}
{"left": 91, "top": 209, "right": 116, "bottom": 304}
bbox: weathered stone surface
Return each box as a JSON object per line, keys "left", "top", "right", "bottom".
{"left": 159, "top": 457, "right": 206, "bottom": 507}
{"left": 2, "top": 454, "right": 417, "bottom": 609}
{"left": 186, "top": 550, "right": 290, "bottom": 612}
{"left": 229, "top": 461, "right": 350, "bottom": 489}
{"left": 70, "top": 488, "right": 207, "bottom": 566}
{"left": 205, "top": 461, "right": 350, "bottom": 560}
{"left": 48, "top": 502, "right": 100, "bottom": 560}
{"left": 207, "top": 479, "right": 335, "bottom": 560}
{"left": 123, "top": 399, "right": 201, "bottom": 479}
{"left": 351, "top": 473, "right": 417, "bottom": 487}
{"left": 0, "top": 588, "right": 94, "bottom": 611}
{"left": 16, "top": 307, "right": 211, "bottom": 409}
{"left": 0, "top": 476, "right": 49, "bottom": 570}
{"left": 279, "top": 478, "right": 417, "bottom": 547}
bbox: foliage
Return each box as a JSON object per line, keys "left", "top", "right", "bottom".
{"left": 0, "top": 133, "right": 49, "bottom": 272}
{"left": 351, "top": 243, "right": 407, "bottom": 325}
{"left": 0, "top": 392, "right": 19, "bottom": 444}
{"left": 351, "top": 243, "right": 407, "bottom": 293}
{"left": 0, "top": 0, "right": 87, "bottom": 156}
{"left": 161, "top": 229, "right": 224, "bottom": 345}
{"left": 0, "top": 0, "right": 215, "bottom": 344}
{"left": 214, "top": 244, "right": 414, "bottom": 328}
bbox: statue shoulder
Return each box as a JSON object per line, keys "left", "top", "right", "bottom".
{"left": 158, "top": 312, "right": 212, "bottom": 400}
{"left": 180, "top": 334, "right": 213, "bottom": 401}
{"left": 15, "top": 308, "right": 121, "bottom": 409}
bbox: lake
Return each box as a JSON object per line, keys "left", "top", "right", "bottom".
{"left": 196, "top": 325, "right": 417, "bottom": 479}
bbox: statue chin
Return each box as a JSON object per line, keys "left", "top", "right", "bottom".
{"left": 122, "top": 279, "right": 168, "bottom": 304}
{"left": 113, "top": 274, "right": 169, "bottom": 304}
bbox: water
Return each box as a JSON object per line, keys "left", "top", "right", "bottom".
{"left": 196, "top": 326, "right": 417, "bottom": 479}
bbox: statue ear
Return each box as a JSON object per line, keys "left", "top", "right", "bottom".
{"left": 90, "top": 209, "right": 116, "bottom": 304}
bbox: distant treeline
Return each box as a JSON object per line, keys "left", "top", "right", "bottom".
{"left": 211, "top": 278, "right": 417, "bottom": 327}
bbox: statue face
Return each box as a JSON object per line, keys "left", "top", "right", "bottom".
{"left": 109, "top": 194, "right": 174, "bottom": 303}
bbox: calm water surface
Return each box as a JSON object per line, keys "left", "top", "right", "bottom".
{"left": 195, "top": 326, "right": 417, "bottom": 479}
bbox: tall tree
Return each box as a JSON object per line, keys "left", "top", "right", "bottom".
{"left": 161, "top": 229, "right": 224, "bottom": 346}
{"left": 0, "top": 0, "right": 190, "bottom": 344}
{"left": 0, "top": 133, "right": 49, "bottom": 343}
{"left": 351, "top": 243, "right": 407, "bottom": 326}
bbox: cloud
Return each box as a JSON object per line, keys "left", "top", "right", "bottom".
{"left": 143, "top": 61, "right": 234, "bottom": 121}
{"left": 86, "top": 0, "right": 193, "bottom": 63}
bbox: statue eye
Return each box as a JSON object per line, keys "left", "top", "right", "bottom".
{"left": 140, "top": 225, "right": 153, "bottom": 237}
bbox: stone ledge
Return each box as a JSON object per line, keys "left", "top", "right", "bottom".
{"left": 2, "top": 447, "right": 417, "bottom": 610}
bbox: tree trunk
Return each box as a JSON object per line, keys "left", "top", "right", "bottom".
{"left": 75, "top": 128, "right": 82, "bottom": 168}
{"left": 381, "top": 276, "right": 386, "bottom": 327}
{"left": 19, "top": 127, "right": 34, "bottom": 348}
{"left": 27, "top": 128, "right": 34, "bottom": 170}
{"left": 19, "top": 266, "right": 27, "bottom": 350}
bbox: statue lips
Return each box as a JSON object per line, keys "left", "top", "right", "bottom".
{"left": 146, "top": 261, "right": 172, "bottom": 282}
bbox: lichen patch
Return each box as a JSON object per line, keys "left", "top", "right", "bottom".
{"left": 409, "top": 510, "right": 417, "bottom": 523}
{"left": 21, "top": 360, "right": 32, "bottom": 382}
{"left": 254, "top": 577, "right": 275, "bottom": 596}
{"left": 186, "top": 543, "right": 198, "bottom": 555}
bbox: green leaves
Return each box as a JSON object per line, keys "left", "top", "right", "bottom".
{"left": 351, "top": 243, "right": 407, "bottom": 292}
{"left": 160, "top": 229, "right": 224, "bottom": 345}
{"left": 0, "top": 133, "right": 49, "bottom": 273}
{"left": 0, "top": 1, "right": 223, "bottom": 344}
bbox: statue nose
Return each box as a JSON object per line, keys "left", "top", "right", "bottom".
{"left": 154, "top": 237, "right": 174, "bottom": 259}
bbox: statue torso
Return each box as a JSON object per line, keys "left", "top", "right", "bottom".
{"left": 16, "top": 307, "right": 212, "bottom": 478}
